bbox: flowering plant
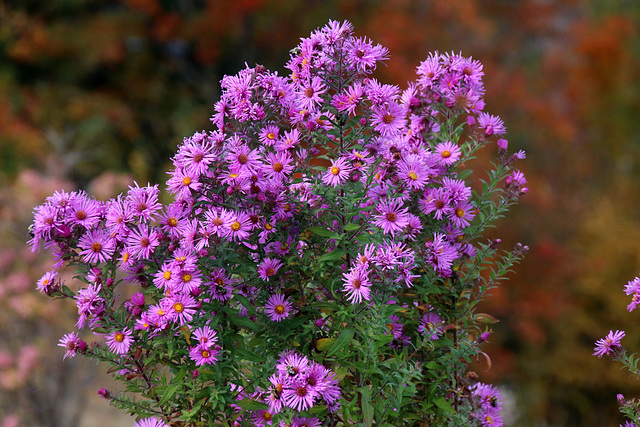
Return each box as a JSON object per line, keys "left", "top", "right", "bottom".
{"left": 594, "top": 276, "right": 640, "bottom": 427}
{"left": 29, "top": 20, "right": 527, "bottom": 426}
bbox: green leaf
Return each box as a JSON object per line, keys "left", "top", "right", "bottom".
{"left": 326, "top": 328, "right": 355, "bottom": 357}
{"left": 234, "top": 348, "right": 264, "bottom": 363}
{"left": 235, "top": 398, "right": 269, "bottom": 411}
{"left": 158, "top": 383, "right": 181, "bottom": 406}
{"left": 318, "top": 249, "right": 347, "bottom": 263}
{"left": 308, "top": 226, "right": 340, "bottom": 239}
{"left": 359, "top": 386, "right": 374, "bottom": 426}
{"left": 343, "top": 223, "right": 361, "bottom": 231}
{"left": 433, "top": 396, "right": 455, "bottom": 413}
{"left": 230, "top": 315, "right": 260, "bottom": 331}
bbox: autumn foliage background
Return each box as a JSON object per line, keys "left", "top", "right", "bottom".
{"left": 1, "top": 1, "right": 639, "bottom": 426}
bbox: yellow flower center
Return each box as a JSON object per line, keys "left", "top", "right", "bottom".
{"left": 91, "top": 242, "right": 102, "bottom": 253}
{"left": 182, "top": 176, "right": 192, "bottom": 186}
{"left": 273, "top": 162, "right": 284, "bottom": 172}
{"left": 182, "top": 274, "right": 191, "bottom": 282}
{"left": 408, "top": 171, "right": 418, "bottom": 181}
{"left": 267, "top": 132, "right": 276, "bottom": 140}
{"left": 231, "top": 221, "right": 241, "bottom": 231}
{"left": 330, "top": 166, "right": 340, "bottom": 175}
{"left": 167, "top": 217, "right": 178, "bottom": 227}
{"left": 455, "top": 208, "right": 465, "bottom": 218}
{"left": 441, "top": 150, "right": 451, "bottom": 159}
{"left": 114, "top": 332, "right": 124, "bottom": 343}
{"left": 275, "top": 304, "right": 285, "bottom": 314}
{"left": 164, "top": 271, "right": 172, "bottom": 280}
{"left": 173, "top": 302, "right": 184, "bottom": 313}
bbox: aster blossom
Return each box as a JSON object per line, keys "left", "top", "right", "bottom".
{"left": 594, "top": 330, "right": 626, "bottom": 359}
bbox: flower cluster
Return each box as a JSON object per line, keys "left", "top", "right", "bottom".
{"left": 595, "top": 272, "right": 640, "bottom": 425}
{"left": 29, "top": 20, "right": 527, "bottom": 426}
{"left": 238, "top": 350, "right": 341, "bottom": 426}
{"left": 472, "top": 383, "right": 504, "bottom": 427}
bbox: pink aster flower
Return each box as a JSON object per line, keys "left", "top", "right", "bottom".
{"left": 478, "top": 112, "right": 506, "bottom": 137}
{"left": 322, "top": 157, "right": 352, "bottom": 187}
{"left": 342, "top": 266, "right": 371, "bottom": 304}
{"left": 192, "top": 325, "right": 218, "bottom": 348}
{"left": 418, "top": 312, "right": 444, "bottom": 340}
{"left": 78, "top": 229, "right": 116, "bottom": 264}
{"left": 283, "top": 378, "right": 318, "bottom": 412}
{"left": 435, "top": 141, "right": 462, "bottom": 165}
{"left": 297, "top": 76, "right": 326, "bottom": 111}
{"left": 133, "top": 417, "right": 169, "bottom": 427}
{"left": 371, "top": 101, "right": 405, "bottom": 138}
{"left": 126, "top": 224, "right": 160, "bottom": 260}
{"left": 225, "top": 210, "right": 253, "bottom": 242}
{"left": 594, "top": 330, "right": 625, "bottom": 359}
{"left": 624, "top": 276, "right": 640, "bottom": 312}
{"left": 448, "top": 199, "right": 475, "bottom": 229}
{"left": 259, "top": 124, "right": 280, "bottom": 146}
{"left": 37, "top": 270, "right": 58, "bottom": 294}
{"left": 373, "top": 199, "right": 409, "bottom": 236}
{"left": 189, "top": 343, "right": 219, "bottom": 366}
{"left": 58, "top": 332, "right": 85, "bottom": 359}
{"left": 258, "top": 258, "right": 284, "bottom": 281}
{"left": 265, "top": 294, "right": 293, "bottom": 322}
{"left": 106, "top": 328, "right": 134, "bottom": 355}
{"left": 263, "top": 151, "right": 294, "bottom": 183}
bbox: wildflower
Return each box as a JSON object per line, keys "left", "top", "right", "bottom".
{"left": 435, "top": 141, "right": 462, "bottom": 165}
{"left": 258, "top": 258, "right": 284, "bottom": 281}
{"left": 624, "top": 276, "right": 640, "bottom": 312}
{"left": 283, "top": 378, "right": 318, "bottom": 412}
{"left": 58, "top": 332, "right": 84, "bottom": 359}
{"left": 342, "top": 266, "right": 371, "bottom": 304}
{"left": 373, "top": 199, "right": 409, "bottom": 236}
{"left": 37, "top": 270, "right": 58, "bottom": 294}
{"left": 371, "top": 102, "right": 405, "bottom": 138}
{"left": 133, "top": 417, "right": 169, "bottom": 427}
{"left": 322, "top": 157, "right": 352, "bottom": 187}
{"left": 126, "top": 224, "right": 160, "bottom": 260}
{"left": 189, "top": 344, "right": 219, "bottom": 366}
{"left": 78, "top": 229, "right": 116, "bottom": 264}
{"left": 106, "top": 328, "right": 134, "bottom": 355}
{"left": 418, "top": 311, "right": 444, "bottom": 340}
{"left": 593, "top": 330, "right": 625, "bottom": 358}
{"left": 192, "top": 325, "right": 218, "bottom": 348}
{"left": 478, "top": 112, "right": 506, "bottom": 137}
{"left": 265, "top": 294, "right": 293, "bottom": 322}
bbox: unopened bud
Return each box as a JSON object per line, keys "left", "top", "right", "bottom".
{"left": 98, "top": 388, "right": 110, "bottom": 399}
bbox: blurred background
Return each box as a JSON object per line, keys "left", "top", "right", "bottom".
{"left": 1, "top": 0, "right": 639, "bottom": 425}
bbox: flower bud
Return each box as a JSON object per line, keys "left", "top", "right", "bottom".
{"left": 98, "top": 388, "right": 110, "bottom": 399}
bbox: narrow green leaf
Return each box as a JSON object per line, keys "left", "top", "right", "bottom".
{"left": 318, "top": 249, "right": 347, "bottom": 262}
{"left": 326, "top": 328, "right": 355, "bottom": 357}
{"left": 343, "top": 223, "right": 360, "bottom": 231}
{"left": 308, "top": 227, "right": 339, "bottom": 238}
{"left": 433, "top": 396, "right": 455, "bottom": 413}
{"left": 359, "top": 386, "right": 374, "bottom": 426}
{"left": 234, "top": 348, "right": 264, "bottom": 363}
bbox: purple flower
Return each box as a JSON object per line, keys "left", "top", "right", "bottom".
{"left": 133, "top": 417, "right": 169, "bottom": 427}
{"left": 594, "top": 330, "right": 626, "bottom": 358}
{"left": 126, "top": 224, "right": 160, "bottom": 260}
{"left": 189, "top": 343, "right": 219, "bottom": 366}
{"left": 78, "top": 229, "right": 116, "bottom": 264}
{"left": 258, "top": 258, "right": 284, "bottom": 281}
{"left": 624, "top": 277, "right": 640, "bottom": 312}
{"left": 342, "top": 266, "right": 371, "bottom": 304}
{"left": 58, "top": 332, "right": 84, "bottom": 359}
{"left": 322, "top": 157, "right": 352, "bottom": 188}
{"left": 478, "top": 112, "right": 506, "bottom": 137}
{"left": 435, "top": 141, "right": 462, "bottom": 165}
{"left": 373, "top": 199, "right": 409, "bottom": 236}
{"left": 265, "top": 294, "right": 293, "bottom": 322}
{"left": 371, "top": 101, "right": 405, "bottom": 138}
{"left": 106, "top": 328, "right": 134, "bottom": 355}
